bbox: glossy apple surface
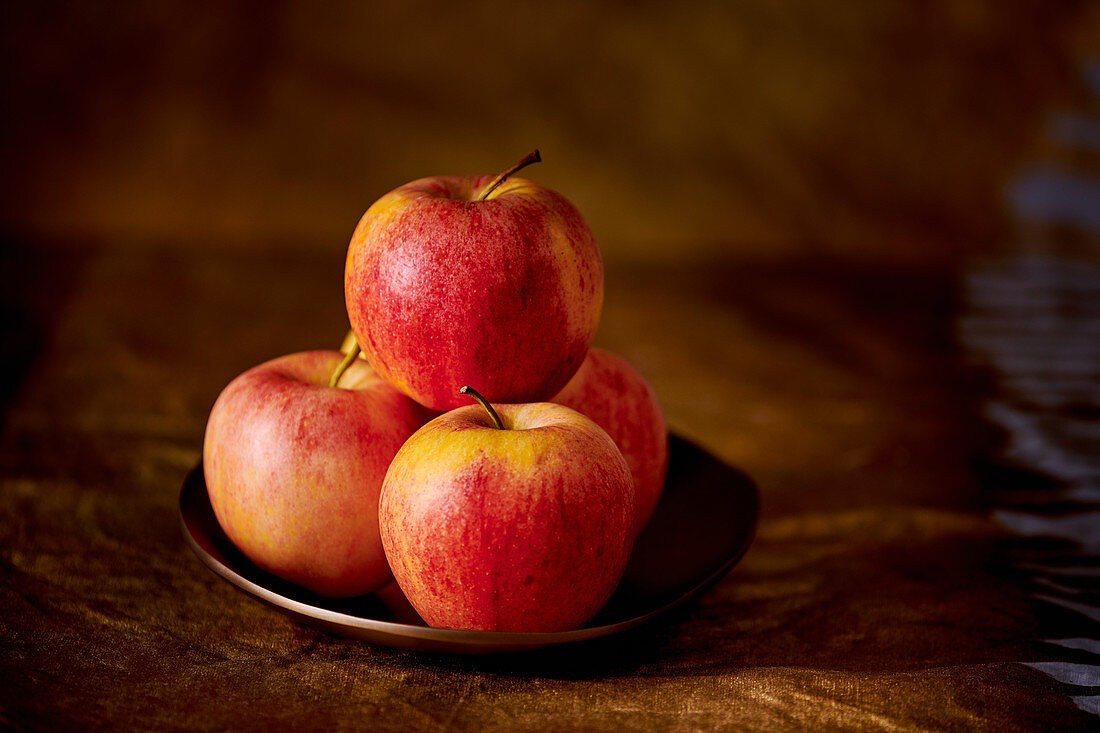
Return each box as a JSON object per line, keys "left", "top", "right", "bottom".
{"left": 553, "top": 347, "right": 669, "bottom": 536}
{"left": 379, "top": 401, "right": 634, "bottom": 632}
{"left": 203, "top": 350, "right": 431, "bottom": 597}
{"left": 344, "top": 170, "right": 603, "bottom": 411}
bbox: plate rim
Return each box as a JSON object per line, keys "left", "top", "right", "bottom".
{"left": 179, "top": 434, "right": 758, "bottom": 653}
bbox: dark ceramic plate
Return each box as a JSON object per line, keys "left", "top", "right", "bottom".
{"left": 179, "top": 434, "right": 758, "bottom": 654}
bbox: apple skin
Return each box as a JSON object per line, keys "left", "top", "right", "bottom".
{"left": 344, "top": 174, "right": 603, "bottom": 411}
{"left": 203, "top": 350, "right": 432, "bottom": 597}
{"left": 553, "top": 348, "right": 669, "bottom": 536}
{"left": 379, "top": 402, "right": 634, "bottom": 632}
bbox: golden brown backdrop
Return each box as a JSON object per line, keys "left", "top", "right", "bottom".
{"left": 2, "top": 1, "right": 1092, "bottom": 263}
{"left": 2, "top": 2, "right": 1099, "bottom": 730}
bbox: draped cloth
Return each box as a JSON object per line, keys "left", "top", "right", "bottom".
{"left": 0, "top": 242, "right": 1094, "bottom": 728}
{"left": 1, "top": 8, "right": 1098, "bottom": 729}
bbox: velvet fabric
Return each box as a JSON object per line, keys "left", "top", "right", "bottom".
{"left": 0, "top": 247, "right": 1092, "bottom": 729}
{"left": 2, "top": 3, "right": 1096, "bottom": 729}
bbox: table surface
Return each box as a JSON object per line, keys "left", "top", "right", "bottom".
{"left": 0, "top": 243, "right": 1092, "bottom": 730}
{"left": 2, "top": 4, "right": 1099, "bottom": 730}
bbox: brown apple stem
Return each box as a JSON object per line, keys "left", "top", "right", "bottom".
{"left": 329, "top": 338, "right": 361, "bottom": 388}
{"left": 459, "top": 386, "right": 504, "bottom": 430}
{"left": 476, "top": 149, "right": 541, "bottom": 201}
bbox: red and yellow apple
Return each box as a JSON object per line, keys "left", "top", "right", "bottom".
{"left": 344, "top": 151, "right": 604, "bottom": 411}
{"left": 553, "top": 347, "right": 668, "bottom": 536}
{"left": 379, "top": 389, "right": 634, "bottom": 632}
{"left": 203, "top": 350, "right": 431, "bottom": 597}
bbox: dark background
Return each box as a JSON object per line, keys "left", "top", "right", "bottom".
{"left": 2, "top": 1, "right": 1092, "bottom": 265}
{"left": 2, "top": 2, "right": 1099, "bottom": 730}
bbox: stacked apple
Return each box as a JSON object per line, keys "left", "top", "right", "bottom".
{"left": 203, "top": 151, "right": 669, "bottom": 632}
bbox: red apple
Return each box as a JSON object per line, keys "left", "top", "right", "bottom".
{"left": 553, "top": 347, "right": 669, "bottom": 536}
{"left": 344, "top": 151, "right": 604, "bottom": 411}
{"left": 379, "top": 388, "right": 634, "bottom": 632}
{"left": 203, "top": 350, "right": 431, "bottom": 597}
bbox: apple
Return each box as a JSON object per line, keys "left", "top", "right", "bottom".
{"left": 344, "top": 150, "right": 604, "bottom": 411}
{"left": 553, "top": 347, "right": 668, "bottom": 536}
{"left": 379, "top": 387, "right": 635, "bottom": 632}
{"left": 203, "top": 350, "right": 432, "bottom": 597}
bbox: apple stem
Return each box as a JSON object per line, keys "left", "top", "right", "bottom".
{"left": 329, "top": 337, "right": 361, "bottom": 388}
{"left": 459, "top": 386, "right": 504, "bottom": 430}
{"left": 476, "top": 149, "right": 541, "bottom": 201}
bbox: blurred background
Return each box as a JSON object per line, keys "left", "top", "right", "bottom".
{"left": 2, "top": 0, "right": 1100, "bottom": 517}
{"left": 2, "top": 1, "right": 1095, "bottom": 266}
{"left": 4, "top": 3, "right": 1100, "bottom": 727}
